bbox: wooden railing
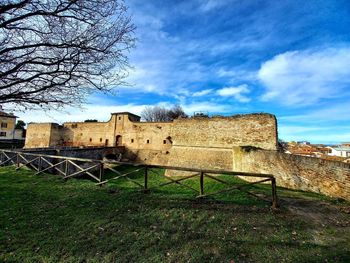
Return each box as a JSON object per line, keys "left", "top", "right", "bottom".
{"left": 0, "top": 149, "right": 278, "bottom": 208}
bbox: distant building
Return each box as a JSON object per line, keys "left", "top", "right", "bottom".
{"left": 0, "top": 107, "right": 25, "bottom": 143}
{"left": 0, "top": 108, "right": 18, "bottom": 140}
{"left": 328, "top": 146, "right": 350, "bottom": 158}
{"left": 297, "top": 141, "right": 310, "bottom": 145}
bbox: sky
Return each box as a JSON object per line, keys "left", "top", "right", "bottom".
{"left": 18, "top": 0, "right": 350, "bottom": 144}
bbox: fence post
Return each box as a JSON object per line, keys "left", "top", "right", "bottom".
{"left": 99, "top": 162, "right": 104, "bottom": 184}
{"left": 64, "top": 159, "right": 69, "bottom": 180}
{"left": 38, "top": 156, "right": 42, "bottom": 173}
{"left": 199, "top": 171, "right": 204, "bottom": 196}
{"left": 271, "top": 178, "right": 278, "bottom": 209}
{"left": 144, "top": 166, "right": 149, "bottom": 193}
{"left": 16, "top": 153, "right": 20, "bottom": 169}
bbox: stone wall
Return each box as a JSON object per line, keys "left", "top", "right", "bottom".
{"left": 25, "top": 123, "right": 53, "bottom": 148}
{"left": 232, "top": 147, "right": 350, "bottom": 200}
{"left": 171, "top": 114, "right": 277, "bottom": 150}
{"left": 25, "top": 112, "right": 278, "bottom": 153}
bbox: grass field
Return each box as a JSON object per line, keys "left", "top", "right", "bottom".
{"left": 0, "top": 165, "right": 349, "bottom": 262}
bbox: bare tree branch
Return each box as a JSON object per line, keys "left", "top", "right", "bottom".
{"left": 0, "top": 0, "right": 135, "bottom": 110}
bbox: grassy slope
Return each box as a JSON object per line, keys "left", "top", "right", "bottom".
{"left": 0, "top": 166, "right": 349, "bottom": 263}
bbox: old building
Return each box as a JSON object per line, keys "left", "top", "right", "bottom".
{"left": 24, "top": 111, "right": 350, "bottom": 201}
{"left": 0, "top": 108, "right": 24, "bottom": 141}
{"left": 25, "top": 112, "right": 278, "bottom": 169}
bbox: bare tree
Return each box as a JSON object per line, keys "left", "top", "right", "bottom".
{"left": 0, "top": 0, "right": 135, "bottom": 110}
{"left": 141, "top": 105, "right": 187, "bottom": 122}
{"left": 168, "top": 104, "right": 188, "bottom": 120}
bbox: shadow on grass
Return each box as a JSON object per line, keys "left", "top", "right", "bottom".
{"left": 1, "top": 166, "right": 349, "bottom": 263}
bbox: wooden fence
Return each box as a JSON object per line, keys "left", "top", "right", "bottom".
{"left": 0, "top": 149, "right": 278, "bottom": 208}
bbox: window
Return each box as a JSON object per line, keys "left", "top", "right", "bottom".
{"left": 1, "top": 123, "right": 7, "bottom": 128}
{"left": 105, "top": 139, "right": 109, "bottom": 146}
{"left": 72, "top": 124, "right": 77, "bottom": 128}
{"left": 89, "top": 138, "right": 92, "bottom": 142}
{"left": 146, "top": 139, "right": 150, "bottom": 144}
{"left": 0, "top": 132, "right": 6, "bottom": 137}
{"left": 118, "top": 116, "right": 122, "bottom": 120}
{"left": 100, "top": 138, "right": 102, "bottom": 142}
{"left": 163, "top": 140, "right": 166, "bottom": 144}
{"left": 131, "top": 139, "right": 134, "bottom": 143}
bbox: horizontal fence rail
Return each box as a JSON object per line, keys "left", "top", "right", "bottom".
{"left": 0, "top": 149, "right": 278, "bottom": 208}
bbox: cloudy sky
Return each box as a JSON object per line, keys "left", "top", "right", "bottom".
{"left": 19, "top": 0, "right": 350, "bottom": 144}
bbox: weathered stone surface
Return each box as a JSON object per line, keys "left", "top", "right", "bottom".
{"left": 232, "top": 147, "right": 350, "bottom": 200}
{"left": 24, "top": 111, "right": 350, "bottom": 200}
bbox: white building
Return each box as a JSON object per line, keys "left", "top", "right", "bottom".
{"left": 327, "top": 146, "right": 350, "bottom": 158}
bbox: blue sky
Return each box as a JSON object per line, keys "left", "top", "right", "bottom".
{"left": 21, "top": 0, "right": 350, "bottom": 144}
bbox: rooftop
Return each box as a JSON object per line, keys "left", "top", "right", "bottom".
{"left": 0, "top": 110, "right": 18, "bottom": 118}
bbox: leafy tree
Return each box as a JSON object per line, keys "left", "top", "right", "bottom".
{"left": 141, "top": 105, "right": 188, "bottom": 122}
{"left": 0, "top": 0, "right": 135, "bottom": 110}
{"left": 15, "top": 120, "right": 25, "bottom": 129}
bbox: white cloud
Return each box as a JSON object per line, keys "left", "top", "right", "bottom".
{"left": 181, "top": 102, "right": 234, "bottom": 115}
{"left": 259, "top": 47, "right": 350, "bottom": 105}
{"left": 279, "top": 102, "right": 350, "bottom": 123}
{"left": 17, "top": 104, "right": 149, "bottom": 124}
{"left": 192, "top": 89, "right": 213, "bottom": 97}
{"left": 17, "top": 100, "right": 237, "bottom": 124}
{"left": 216, "top": 84, "right": 251, "bottom": 102}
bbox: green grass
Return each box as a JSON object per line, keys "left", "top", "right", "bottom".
{"left": 0, "top": 165, "right": 349, "bottom": 263}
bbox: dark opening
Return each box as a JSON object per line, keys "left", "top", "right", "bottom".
{"left": 146, "top": 139, "right": 150, "bottom": 144}
{"left": 105, "top": 139, "right": 109, "bottom": 146}
{"left": 89, "top": 138, "right": 92, "bottom": 142}
{"left": 131, "top": 139, "right": 134, "bottom": 143}
{"left": 118, "top": 116, "right": 121, "bottom": 120}
{"left": 116, "top": 135, "right": 122, "bottom": 146}
{"left": 163, "top": 140, "right": 166, "bottom": 144}
{"left": 100, "top": 138, "right": 102, "bottom": 142}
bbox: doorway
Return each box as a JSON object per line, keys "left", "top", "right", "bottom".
{"left": 116, "top": 135, "right": 122, "bottom": 146}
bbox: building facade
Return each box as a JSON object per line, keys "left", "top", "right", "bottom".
{"left": 0, "top": 109, "right": 21, "bottom": 140}
{"left": 25, "top": 112, "right": 278, "bottom": 169}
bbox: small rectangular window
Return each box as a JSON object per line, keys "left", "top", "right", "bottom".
{"left": 146, "top": 139, "right": 150, "bottom": 144}
{"left": 89, "top": 138, "right": 92, "bottom": 142}
{"left": 163, "top": 140, "right": 166, "bottom": 144}
{"left": 0, "top": 132, "right": 6, "bottom": 137}
{"left": 118, "top": 116, "right": 122, "bottom": 120}
{"left": 1, "top": 123, "right": 7, "bottom": 128}
{"left": 100, "top": 138, "right": 102, "bottom": 142}
{"left": 131, "top": 139, "right": 134, "bottom": 143}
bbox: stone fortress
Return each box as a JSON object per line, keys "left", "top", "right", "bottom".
{"left": 25, "top": 112, "right": 350, "bottom": 201}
